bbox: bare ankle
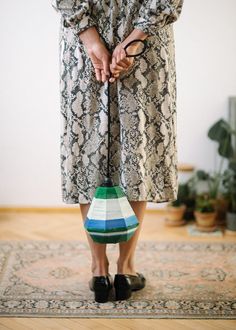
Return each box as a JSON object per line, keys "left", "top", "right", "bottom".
{"left": 116, "top": 258, "right": 136, "bottom": 275}
{"left": 92, "top": 259, "right": 109, "bottom": 276}
{"left": 92, "top": 266, "right": 108, "bottom": 276}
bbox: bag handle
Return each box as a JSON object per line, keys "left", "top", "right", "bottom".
{"left": 123, "top": 38, "right": 147, "bottom": 57}
{"left": 103, "top": 39, "right": 148, "bottom": 186}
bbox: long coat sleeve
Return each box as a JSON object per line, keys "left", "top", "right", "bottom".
{"left": 51, "top": 0, "right": 96, "bottom": 34}
{"left": 133, "top": 0, "right": 184, "bottom": 36}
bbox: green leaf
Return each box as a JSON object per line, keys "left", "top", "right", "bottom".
{"left": 208, "top": 119, "right": 234, "bottom": 158}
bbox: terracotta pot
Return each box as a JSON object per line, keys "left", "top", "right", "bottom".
{"left": 194, "top": 210, "right": 217, "bottom": 227}
{"left": 165, "top": 204, "right": 187, "bottom": 226}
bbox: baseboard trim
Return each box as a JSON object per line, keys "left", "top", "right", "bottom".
{"left": 0, "top": 206, "right": 165, "bottom": 214}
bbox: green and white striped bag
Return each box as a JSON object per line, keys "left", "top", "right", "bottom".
{"left": 83, "top": 39, "right": 147, "bottom": 244}
{"left": 84, "top": 184, "right": 139, "bottom": 243}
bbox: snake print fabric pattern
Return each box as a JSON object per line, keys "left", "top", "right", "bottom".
{"left": 51, "top": 0, "right": 184, "bottom": 204}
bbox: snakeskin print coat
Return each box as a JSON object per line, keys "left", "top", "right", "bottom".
{"left": 51, "top": 0, "right": 184, "bottom": 204}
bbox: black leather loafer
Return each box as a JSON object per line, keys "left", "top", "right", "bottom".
{"left": 89, "top": 273, "right": 113, "bottom": 303}
{"left": 114, "top": 272, "right": 146, "bottom": 301}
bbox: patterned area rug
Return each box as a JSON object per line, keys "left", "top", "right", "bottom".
{"left": 0, "top": 240, "right": 236, "bottom": 319}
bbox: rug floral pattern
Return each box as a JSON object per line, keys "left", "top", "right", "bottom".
{"left": 0, "top": 240, "right": 236, "bottom": 318}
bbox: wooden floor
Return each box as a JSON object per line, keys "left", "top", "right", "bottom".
{"left": 0, "top": 208, "right": 235, "bottom": 330}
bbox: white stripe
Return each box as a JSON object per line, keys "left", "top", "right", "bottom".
{"left": 87, "top": 196, "right": 135, "bottom": 220}
{"left": 87, "top": 226, "right": 138, "bottom": 236}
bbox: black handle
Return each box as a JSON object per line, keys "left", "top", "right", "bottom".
{"left": 123, "top": 39, "right": 147, "bottom": 57}
{"left": 103, "top": 39, "right": 147, "bottom": 185}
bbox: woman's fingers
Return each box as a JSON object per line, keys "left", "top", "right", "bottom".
{"left": 87, "top": 41, "right": 134, "bottom": 83}
{"left": 95, "top": 68, "right": 102, "bottom": 81}
{"left": 120, "top": 57, "right": 131, "bottom": 66}
{"left": 116, "top": 47, "right": 126, "bottom": 63}
{"left": 107, "top": 44, "right": 135, "bottom": 83}
{"left": 95, "top": 68, "right": 110, "bottom": 83}
{"left": 111, "top": 53, "right": 134, "bottom": 73}
{"left": 83, "top": 33, "right": 140, "bottom": 84}
{"left": 110, "top": 61, "right": 132, "bottom": 75}
{"left": 109, "top": 73, "right": 120, "bottom": 83}
{"left": 109, "top": 63, "right": 120, "bottom": 83}
{"left": 102, "top": 55, "right": 111, "bottom": 77}
{"left": 101, "top": 69, "right": 108, "bottom": 82}
{"left": 111, "top": 57, "right": 124, "bottom": 71}
{"left": 110, "top": 68, "right": 122, "bottom": 75}
{"left": 110, "top": 62, "right": 127, "bottom": 74}
{"left": 87, "top": 42, "right": 112, "bottom": 82}
{"left": 115, "top": 59, "right": 127, "bottom": 69}
{"left": 113, "top": 54, "right": 129, "bottom": 69}
{"left": 93, "top": 60, "right": 110, "bottom": 82}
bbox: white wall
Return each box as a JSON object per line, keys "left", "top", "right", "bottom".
{"left": 0, "top": 0, "right": 236, "bottom": 207}
{"left": 175, "top": 0, "right": 236, "bottom": 172}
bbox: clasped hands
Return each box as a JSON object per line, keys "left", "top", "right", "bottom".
{"left": 86, "top": 40, "right": 137, "bottom": 83}
{"left": 79, "top": 26, "right": 147, "bottom": 83}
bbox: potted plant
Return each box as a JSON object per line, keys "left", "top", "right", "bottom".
{"left": 194, "top": 192, "right": 217, "bottom": 231}
{"left": 222, "top": 165, "right": 236, "bottom": 234}
{"left": 207, "top": 118, "right": 235, "bottom": 224}
{"left": 164, "top": 183, "right": 187, "bottom": 226}
{"left": 189, "top": 169, "right": 229, "bottom": 225}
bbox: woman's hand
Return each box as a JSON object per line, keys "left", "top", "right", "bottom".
{"left": 109, "top": 28, "right": 148, "bottom": 83}
{"left": 79, "top": 27, "right": 148, "bottom": 83}
{"left": 109, "top": 42, "right": 136, "bottom": 83}
{"left": 86, "top": 42, "right": 111, "bottom": 82}
{"left": 79, "top": 27, "right": 111, "bottom": 83}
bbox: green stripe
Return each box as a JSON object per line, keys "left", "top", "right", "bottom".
{"left": 94, "top": 186, "right": 126, "bottom": 199}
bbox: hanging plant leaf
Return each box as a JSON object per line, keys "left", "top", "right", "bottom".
{"left": 207, "top": 119, "right": 234, "bottom": 158}
{"left": 218, "top": 135, "right": 234, "bottom": 158}
{"left": 208, "top": 119, "right": 230, "bottom": 141}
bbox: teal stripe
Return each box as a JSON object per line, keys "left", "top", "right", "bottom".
{"left": 94, "top": 186, "right": 126, "bottom": 199}
{"left": 85, "top": 222, "right": 139, "bottom": 234}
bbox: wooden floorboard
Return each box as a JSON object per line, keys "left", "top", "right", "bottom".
{"left": 0, "top": 209, "right": 235, "bottom": 329}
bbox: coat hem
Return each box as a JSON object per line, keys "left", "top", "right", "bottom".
{"left": 61, "top": 196, "right": 177, "bottom": 205}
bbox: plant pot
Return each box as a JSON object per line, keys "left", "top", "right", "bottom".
{"left": 225, "top": 211, "right": 236, "bottom": 233}
{"left": 194, "top": 210, "right": 217, "bottom": 231}
{"left": 164, "top": 204, "right": 187, "bottom": 226}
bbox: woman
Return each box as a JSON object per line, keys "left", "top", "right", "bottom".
{"left": 51, "top": 0, "right": 184, "bottom": 302}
